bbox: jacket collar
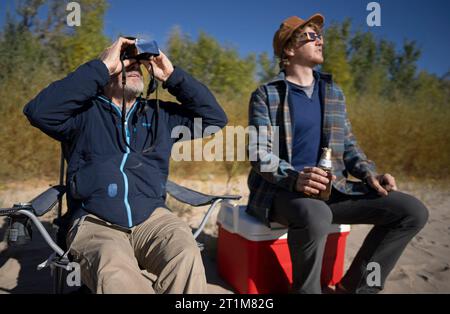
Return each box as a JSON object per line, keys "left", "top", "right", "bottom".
{"left": 96, "top": 94, "right": 145, "bottom": 116}
{"left": 267, "top": 69, "right": 333, "bottom": 85}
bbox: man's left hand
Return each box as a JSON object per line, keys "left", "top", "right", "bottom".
{"left": 141, "top": 51, "right": 174, "bottom": 82}
{"left": 366, "top": 173, "right": 398, "bottom": 196}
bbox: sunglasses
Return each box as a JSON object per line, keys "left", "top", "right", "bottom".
{"left": 299, "top": 32, "right": 323, "bottom": 42}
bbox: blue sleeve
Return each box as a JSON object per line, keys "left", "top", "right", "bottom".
{"left": 161, "top": 67, "right": 228, "bottom": 142}
{"left": 23, "top": 59, "right": 110, "bottom": 142}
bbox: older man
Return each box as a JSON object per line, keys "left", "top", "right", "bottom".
{"left": 24, "top": 37, "right": 228, "bottom": 293}
{"left": 246, "top": 15, "right": 428, "bottom": 294}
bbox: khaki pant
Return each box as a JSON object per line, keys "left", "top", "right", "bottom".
{"left": 66, "top": 207, "right": 207, "bottom": 294}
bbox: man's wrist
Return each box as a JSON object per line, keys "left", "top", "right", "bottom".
{"left": 160, "top": 68, "right": 174, "bottom": 83}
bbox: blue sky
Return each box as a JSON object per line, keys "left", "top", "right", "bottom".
{"left": 1, "top": 0, "right": 449, "bottom": 76}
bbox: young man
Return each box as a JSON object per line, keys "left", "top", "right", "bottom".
{"left": 246, "top": 15, "right": 428, "bottom": 294}
{"left": 24, "top": 37, "right": 228, "bottom": 293}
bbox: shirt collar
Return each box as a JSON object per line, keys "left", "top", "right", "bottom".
{"left": 267, "top": 69, "right": 332, "bottom": 85}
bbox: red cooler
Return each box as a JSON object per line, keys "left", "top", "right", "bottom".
{"left": 216, "top": 202, "right": 350, "bottom": 294}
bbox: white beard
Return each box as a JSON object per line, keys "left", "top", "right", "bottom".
{"left": 124, "top": 79, "right": 144, "bottom": 98}
{"left": 105, "top": 78, "right": 145, "bottom": 100}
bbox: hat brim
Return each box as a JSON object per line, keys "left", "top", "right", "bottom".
{"left": 299, "top": 13, "right": 324, "bottom": 31}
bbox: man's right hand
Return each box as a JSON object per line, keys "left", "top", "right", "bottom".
{"left": 99, "top": 37, "right": 136, "bottom": 76}
{"left": 295, "top": 167, "right": 334, "bottom": 195}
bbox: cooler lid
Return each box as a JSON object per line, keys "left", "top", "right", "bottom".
{"left": 217, "top": 201, "right": 350, "bottom": 242}
{"left": 217, "top": 202, "right": 287, "bottom": 241}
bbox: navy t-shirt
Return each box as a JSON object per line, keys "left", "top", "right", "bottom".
{"left": 287, "top": 75, "right": 322, "bottom": 171}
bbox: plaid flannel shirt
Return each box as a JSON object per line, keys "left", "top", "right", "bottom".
{"left": 247, "top": 71, "right": 378, "bottom": 226}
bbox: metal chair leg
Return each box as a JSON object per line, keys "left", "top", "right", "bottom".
{"left": 53, "top": 266, "right": 65, "bottom": 294}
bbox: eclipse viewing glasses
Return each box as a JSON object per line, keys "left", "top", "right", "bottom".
{"left": 121, "top": 37, "right": 160, "bottom": 61}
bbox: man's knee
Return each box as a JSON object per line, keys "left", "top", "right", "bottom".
{"left": 167, "top": 229, "right": 202, "bottom": 262}
{"left": 391, "top": 192, "right": 429, "bottom": 230}
{"left": 89, "top": 243, "right": 154, "bottom": 293}
{"left": 288, "top": 198, "right": 333, "bottom": 238}
{"left": 154, "top": 233, "right": 205, "bottom": 293}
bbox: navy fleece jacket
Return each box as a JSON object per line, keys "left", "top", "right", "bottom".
{"left": 24, "top": 60, "right": 227, "bottom": 228}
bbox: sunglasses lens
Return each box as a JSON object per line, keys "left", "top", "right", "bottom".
{"left": 300, "top": 32, "right": 322, "bottom": 42}
{"left": 311, "top": 32, "right": 322, "bottom": 41}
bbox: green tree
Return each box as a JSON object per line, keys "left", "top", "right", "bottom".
{"left": 257, "top": 52, "right": 279, "bottom": 83}
{"left": 0, "top": 0, "right": 110, "bottom": 179}
{"left": 348, "top": 32, "right": 394, "bottom": 97}
{"left": 166, "top": 28, "right": 257, "bottom": 101}
{"left": 348, "top": 31, "right": 378, "bottom": 93}
{"left": 390, "top": 40, "right": 421, "bottom": 97}
{"left": 321, "top": 19, "right": 353, "bottom": 95}
{"left": 0, "top": 13, "right": 61, "bottom": 180}
{"left": 60, "top": 0, "right": 109, "bottom": 72}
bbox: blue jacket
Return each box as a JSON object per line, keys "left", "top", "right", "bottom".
{"left": 24, "top": 60, "right": 227, "bottom": 228}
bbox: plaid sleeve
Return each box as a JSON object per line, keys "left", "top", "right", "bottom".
{"left": 248, "top": 86, "right": 299, "bottom": 192}
{"left": 342, "top": 94, "right": 378, "bottom": 180}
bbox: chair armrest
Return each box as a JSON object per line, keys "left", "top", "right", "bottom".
{"left": 29, "top": 185, "right": 66, "bottom": 217}
{"left": 166, "top": 180, "right": 241, "bottom": 207}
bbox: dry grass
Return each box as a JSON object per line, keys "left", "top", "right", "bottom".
{"left": 0, "top": 72, "right": 448, "bottom": 183}
{"left": 347, "top": 95, "right": 450, "bottom": 179}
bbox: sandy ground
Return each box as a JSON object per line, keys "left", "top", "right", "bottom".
{"left": 0, "top": 176, "right": 449, "bottom": 294}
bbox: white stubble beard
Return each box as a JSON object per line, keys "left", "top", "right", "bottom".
{"left": 105, "top": 77, "right": 145, "bottom": 100}
{"left": 123, "top": 78, "right": 144, "bottom": 99}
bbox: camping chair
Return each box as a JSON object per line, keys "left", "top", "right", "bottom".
{"left": 0, "top": 145, "right": 241, "bottom": 293}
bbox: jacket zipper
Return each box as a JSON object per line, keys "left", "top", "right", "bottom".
{"left": 97, "top": 96, "right": 138, "bottom": 227}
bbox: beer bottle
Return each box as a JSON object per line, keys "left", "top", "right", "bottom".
{"left": 317, "top": 147, "right": 333, "bottom": 201}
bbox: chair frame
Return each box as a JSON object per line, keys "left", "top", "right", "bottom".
{"left": 0, "top": 147, "right": 241, "bottom": 293}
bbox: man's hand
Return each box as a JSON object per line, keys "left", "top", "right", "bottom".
{"left": 141, "top": 51, "right": 174, "bottom": 82}
{"left": 366, "top": 173, "right": 398, "bottom": 196}
{"left": 295, "top": 167, "right": 336, "bottom": 195}
{"left": 99, "top": 37, "right": 136, "bottom": 76}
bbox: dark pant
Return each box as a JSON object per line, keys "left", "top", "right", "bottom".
{"left": 271, "top": 188, "right": 428, "bottom": 294}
